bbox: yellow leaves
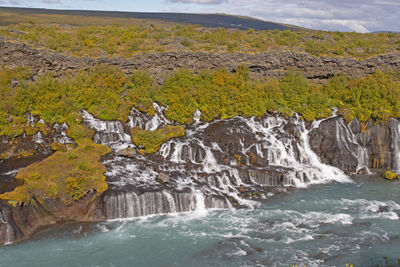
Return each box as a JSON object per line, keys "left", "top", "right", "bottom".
{"left": 84, "top": 39, "right": 95, "bottom": 48}
{"left": 65, "top": 177, "right": 87, "bottom": 201}
{"left": 212, "top": 72, "right": 230, "bottom": 86}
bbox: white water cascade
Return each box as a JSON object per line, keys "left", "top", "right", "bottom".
{"left": 80, "top": 110, "right": 132, "bottom": 149}
{"left": 81, "top": 105, "right": 353, "bottom": 220}
{"left": 243, "top": 115, "right": 350, "bottom": 187}
{"left": 390, "top": 118, "right": 400, "bottom": 172}
{"left": 128, "top": 103, "right": 170, "bottom": 130}
{"left": 338, "top": 118, "right": 370, "bottom": 174}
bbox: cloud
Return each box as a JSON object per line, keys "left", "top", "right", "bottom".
{"left": 1, "top": 0, "right": 62, "bottom": 5}
{"left": 166, "top": 0, "right": 400, "bottom": 32}
{"left": 168, "top": 0, "right": 226, "bottom": 4}
{"left": 41, "top": 0, "right": 61, "bottom": 3}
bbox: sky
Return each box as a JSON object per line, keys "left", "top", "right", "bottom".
{"left": 0, "top": 0, "right": 399, "bottom": 33}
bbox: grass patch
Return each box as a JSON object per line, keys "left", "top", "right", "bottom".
{"left": 131, "top": 125, "right": 185, "bottom": 154}
{"left": 0, "top": 138, "right": 111, "bottom": 205}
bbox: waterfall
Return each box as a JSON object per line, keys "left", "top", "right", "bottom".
{"left": 103, "top": 190, "right": 230, "bottom": 220}
{"left": 162, "top": 191, "right": 177, "bottom": 213}
{"left": 128, "top": 103, "right": 170, "bottom": 130}
{"left": 53, "top": 123, "right": 74, "bottom": 144}
{"left": 242, "top": 115, "right": 349, "bottom": 187}
{"left": 33, "top": 131, "right": 44, "bottom": 144}
{"left": 193, "top": 190, "right": 207, "bottom": 216}
{"left": 0, "top": 209, "right": 15, "bottom": 245}
{"left": 86, "top": 106, "right": 354, "bottom": 221}
{"left": 390, "top": 118, "right": 400, "bottom": 172}
{"left": 80, "top": 110, "right": 132, "bottom": 149}
{"left": 341, "top": 118, "right": 370, "bottom": 174}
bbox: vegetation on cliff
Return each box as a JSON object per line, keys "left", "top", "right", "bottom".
{"left": 131, "top": 125, "right": 186, "bottom": 154}
{"left": 0, "top": 130, "right": 111, "bottom": 205}
{"left": 384, "top": 171, "right": 400, "bottom": 180}
{"left": 1, "top": 65, "right": 400, "bottom": 140}
{"left": 1, "top": 21, "right": 399, "bottom": 59}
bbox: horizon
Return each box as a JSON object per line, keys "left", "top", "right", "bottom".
{"left": 0, "top": 0, "right": 399, "bottom": 33}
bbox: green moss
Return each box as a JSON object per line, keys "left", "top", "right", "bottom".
{"left": 0, "top": 139, "right": 111, "bottom": 205}
{"left": 49, "top": 142, "right": 69, "bottom": 152}
{"left": 66, "top": 124, "right": 94, "bottom": 143}
{"left": 384, "top": 171, "right": 399, "bottom": 180}
{"left": 131, "top": 125, "right": 185, "bottom": 154}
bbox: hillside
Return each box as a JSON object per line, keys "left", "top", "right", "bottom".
{"left": 0, "top": 6, "right": 295, "bottom": 30}
{"left": 1, "top": 7, "right": 400, "bottom": 59}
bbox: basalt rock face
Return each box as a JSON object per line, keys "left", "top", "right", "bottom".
{"left": 0, "top": 201, "right": 23, "bottom": 244}
{"left": 309, "top": 116, "right": 400, "bottom": 174}
{"left": 1, "top": 38, "right": 400, "bottom": 82}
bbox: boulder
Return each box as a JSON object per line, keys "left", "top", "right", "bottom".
{"left": 157, "top": 172, "right": 170, "bottom": 184}
{"left": 116, "top": 148, "right": 137, "bottom": 158}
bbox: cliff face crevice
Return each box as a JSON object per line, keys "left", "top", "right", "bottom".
{"left": 1, "top": 38, "right": 400, "bottom": 82}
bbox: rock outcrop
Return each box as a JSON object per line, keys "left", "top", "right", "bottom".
{"left": 1, "top": 37, "right": 400, "bottom": 82}
{"left": 309, "top": 116, "right": 400, "bottom": 174}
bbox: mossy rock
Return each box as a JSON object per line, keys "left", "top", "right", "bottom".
{"left": 384, "top": 170, "right": 400, "bottom": 180}
{"left": 131, "top": 125, "right": 185, "bottom": 154}
{"left": 0, "top": 139, "right": 111, "bottom": 205}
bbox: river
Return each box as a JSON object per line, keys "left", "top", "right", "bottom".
{"left": 1, "top": 175, "right": 399, "bottom": 267}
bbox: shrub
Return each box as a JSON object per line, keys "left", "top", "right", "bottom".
{"left": 384, "top": 171, "right": 399, "bottom": 180}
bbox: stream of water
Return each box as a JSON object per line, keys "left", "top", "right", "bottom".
{"left": 1, "top": 175, "right": 399, "bottom": 267}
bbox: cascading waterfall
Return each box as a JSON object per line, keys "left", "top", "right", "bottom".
{"left": 82, "top": 104, "right": 353, "bottom": 220}
{"left": 0, "top": 210, "right": 13, "bottom": 245}
{"left": 243, "top": 115, "right": 349, "bottom": 187}
{"left": 53, "top": 123, "right": 74, "bottom": 144}
{"left": 33, "top": 131, "right": 44, "bottom": 144}
{"left": 343, "top": 118, "right": 371, "bottom": 174}
{"left": 24, "top": 114, "right": 74, "bottom": 147}
{"left": 128, "top": 103, "right": 170, "bottom": 130}
{"left": 390, "top": 118, "right": 400, "bottom": 172}
{"left": 80, "top": 110, "right": 132, "bottom": 149}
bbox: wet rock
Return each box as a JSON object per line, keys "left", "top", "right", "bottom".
{"left": 0, "top": 203, "right": 24, "bottom": 244}
{"left": 157, "top": 172, "right": 170, "bottom": 184}
{"left": 116, "top": 148, "right": 137, "bottom": 158}
{"left": 357, "top": 167, "right": 369, "bottom": 175}
{"left": 309, "top": 116, "right": 360, "bottom": 173}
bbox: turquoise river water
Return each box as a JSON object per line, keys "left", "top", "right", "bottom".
{"left": 1, "top": 175, "right": 399, "bottom": 267}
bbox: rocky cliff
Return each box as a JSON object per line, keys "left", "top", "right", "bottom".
{"left": 1, "top": 37, "right": 400, "bottom": 82}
